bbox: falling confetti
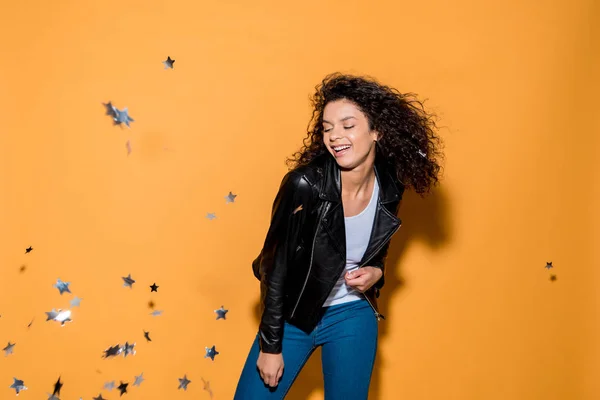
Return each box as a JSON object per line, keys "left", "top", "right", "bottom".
{"left": 205, "top": 345, "right": 219, "bottom": 361}
{"left": 3, "top": 341, "right": 15, "bottom": 356}
{"left": 25, "top": 246, "right": 33, "bottom": 254}
{"left": 113, "top": 107, "right": 134, "bottom": 128}
{"left": 46, "top": 394, "right": 60, "bottom": 400}
{"left": 19, "top": 265, "right": 26, "bottom": 273}
{"left": 27, "top": 318, "right": 34, "bottom": 328}
{"left": 545, "top": 262, "right": 553, "bottom": 270}
{"left": 143, "top": 330, "right": 152, "bottom": 342}
{"left": 293, "top": 204, "right": 303, "bottom": 214}
{"left": 201, "top": 377, "right": 213, "bottom": 398}
{"left": 122, "top": 342, "right": 136, "bottom": 357}
{"left": 103, "top": 381, "right": 115, "bottom": 391}
{"left": 150, "top": 310, "right": 163, "bottom": 317}
{"left": 52, "top": 376, "right": 63, "bottom": 396}
{"left": 117, "top": 381, "right": 129, "bottom": 396}
{"left": 93, "top": 394, "right": 106, "bottom": 400}
{"left": 214, "top": 306, "right": 228, "bottom": 320}
{"left": 122, "top": 274, "right": 135, "bottom": 288}
{"left": 550, "top": 274, "right": 557, "bottom": 282}
{"left": 133, "top": 373, "right": 144, "bottom": 387}
{"left": 206, "top": 213, "right": 216, "bottom": 220}
{"left": 53, "top": 279, "right": 71, "bottom": 295}
{"left": 9, "top": 377, "right": 27, "bottom": 395}
{"left": 163, "top": 56, "right": 175, "bottom": 69}
{"left": 103, "top": 102, "right": 117, "bottom": 118}
{"left": 126, "top": 140, "right": 132, "bottom": 155}
{"left": 178, "top": 375, "right": 191, "bottom": 391}
{"left": 102, "top": 344, "right": 122, "bottom": 358}
{"left": 225, "top": 191, "right": 237, "bottom": 203}
{"left": 70, "top": 296, "right": 82, "bottom": 307}
{"left": 150, "top": 283, "right": 159, "bottom": 292}
{"left": 45, "top": 309, "right": 72, "bottom": 326}
{"left": 148, "top": 300, "right": 155, "bottom": 309}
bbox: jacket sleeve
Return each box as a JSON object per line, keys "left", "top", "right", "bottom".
{"left": 252, "top": 170, "right": 312, "bottom": 354}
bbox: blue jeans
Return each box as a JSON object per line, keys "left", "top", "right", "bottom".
{"left": 234, "top": 298, "right": 378, "bottom": 399}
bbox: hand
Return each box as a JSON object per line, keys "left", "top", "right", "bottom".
{"left": 257, "top": 351, "right": 284, "bottom": 387}
{"left": 344, "top": 266, "right": 382, "bottom": 293}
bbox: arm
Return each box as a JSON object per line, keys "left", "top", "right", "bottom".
{"left": 371, "top": 198, "right": 403, "bottom": 297}
{"left": 253, "top": 170, "right": 313, "bottom": 354}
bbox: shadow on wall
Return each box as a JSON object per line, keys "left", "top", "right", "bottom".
{"left": 248, "top": 186, "right": 452, "bottom": 399}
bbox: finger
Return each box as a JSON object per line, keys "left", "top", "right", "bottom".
{"left": 276, "top": 366, "right": 284, "bottom": 382}
{"left": 268, "top": 375, "right": 278, "bottom": 387}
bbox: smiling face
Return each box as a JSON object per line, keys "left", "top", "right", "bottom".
{"left": 322, "top": 99, "right": 378, "bottom": 170}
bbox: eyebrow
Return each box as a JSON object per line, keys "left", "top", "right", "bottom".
{"left": 323, "top": 116, "right": 356, "bottom": 124}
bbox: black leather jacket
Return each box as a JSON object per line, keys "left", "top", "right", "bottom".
{"left": 252, "top": 151, "right": 404, "bottom": 354}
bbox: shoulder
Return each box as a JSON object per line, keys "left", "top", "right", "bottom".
{"left": 277, "top": 153, "right": 328, "bottom": 200}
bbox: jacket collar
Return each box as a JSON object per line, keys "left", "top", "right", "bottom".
{"left": 317, "top": 147, "right": 403, "bottom": 204}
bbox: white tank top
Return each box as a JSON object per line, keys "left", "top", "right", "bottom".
{"left": 322, "top": 178, "right": 379, "bottom": 307}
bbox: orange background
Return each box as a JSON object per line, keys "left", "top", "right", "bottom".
{"left": 1, "top": 0, "right": 598, "bottom": 399}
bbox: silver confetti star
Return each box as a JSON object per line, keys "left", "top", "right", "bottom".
{"left": 9, "top": 377, "right": 27, "bottom": 395}
{"left": 122, "top": 274, "right": 135, "bottom": 288}
{"left": 178, "top": 375, "right": 191, "bottom": 391}
{"left": 103, "top": 381, "right": 115, "bottom": 391}
{"left": 121, "top": 342, "right": 136, "bottom": 357}
{"left": 150, "top": 310, "right": 163, "bottom": 317}
{"left": 103, "top": 101, "right": 117, "bottom": 118}
{"left": 126, "top": 140, "right": 132, "bottom": 155}
{"left": 163, "top": 56, "right": 175, "bottom": 69}
{"left": 204, "top": 345, "right": 219, "bottom": 361}
{"left": 3, "top": 342, "right": 15, "bottom": 356}
{"left": 70, "top": 296, "right": 82, "bottom": 307}
{"left": 53, "top": 278, "right": 71, "bottom": 295}
{"left": 214, "top": 306, "right": 228, "bottom": 320}
{"left": 133, "top": 373, "right": 144, "bottom": 386}
{"left": 225, "top": 191, "right": 237, "bottom": 203}
{"left": 206, "top": 213, "right": 216, "bottom": 220}
{"left": 46, "top": 394, "right": 60, "bottom": 400}
{"left": 45, "top": 309, "right": 72, "bottom": 326}
{"left": 113, "top": 107, "right": 134, "bottom": 128}
{"left": 93, "top": 394, "right": 106, "bottom": 400}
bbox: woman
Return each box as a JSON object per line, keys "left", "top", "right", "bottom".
{"left": 234, "top": 73, "right": 443, "bottom": 399}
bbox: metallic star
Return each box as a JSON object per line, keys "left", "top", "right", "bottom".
{"left": 545, "top": 261, "right": 553, "bottom": 270}
{"left": 52, "top": 376, "right": 63, "bottom": 395}
{"left": 93, "top": 394, "right": 106, "bottom": 400}
{"left": 150, "top": 310, "right": 163, "bottom": 317}
{"left": 103, "top": 101, "right": 117, "bottom": 118}
{"left": 121, "top": 342, "right": 136, "bottom": 357}
{"left": 46, "top": 394, "right": 60, "bottom": 400}
{"left": 117, "top": 381, "right": 128, "bottom": 396}
{"left": 225, "top": 191, "right": 237, "bottom": 203}
{"left": 133, "top": 373, "right": 144, "bottom": 387}
{"left": 163, "top": 56, "right": 175, "bottom": 69}
{"left": 126, "top": 139, "right": 132, "bottom": 155}
{"left": 113, "top": 107, "right": 134, "bottom": 128}
{"left": 201, "top": 377, "right": 213, "bottom": 398}
{"left": 53, "top": 278, "right": 71, "bottom": 295}
{"left": 45, "top": 309, "right": 72, "bottom": 326}
{"left": 25, "top": 246, "right": 33, "bottom": 253}
{"left": 9, "top": 377, "right": 27, "bottom": 395}
{"left": 122, "top": 274, "right": 135, "bottom": 288}
{"left": 204, "top": 345, "right": 219, "bottom": 361}
{"left": 206, "top": 212, "right": 216, "bottom": 220}
{"left": 103, "top": 344, "right": 122, "bottom": 358}
{"left": 70, "top": 296, "right": 82, "bottom": 307}
{"left": 103, "top": 381, "right": 116, "bottom": 391}
{"left": 550, "top": 274, "right": 557, "bottom": 281}
{"left": 150, "top": 283, "right": 159, "bottom": 292}
{"left": 178, "top": 375, "right": 191, "bottom": 391}
{"left": 143, "top": 330, "right": 152, "bottom": 342}
{"left": 3, "top": 342, "right": 15, "bottom": 356}
{"left": 214, "top": 306, "right": 228, "bottom": 320}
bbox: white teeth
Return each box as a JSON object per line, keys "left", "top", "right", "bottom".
{"left": 333, "top": 145, "right": 351, "bottom": 151}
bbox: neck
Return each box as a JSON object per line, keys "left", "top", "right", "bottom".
{"left": 340, "top": 161, "right": 376, "bottom": 199}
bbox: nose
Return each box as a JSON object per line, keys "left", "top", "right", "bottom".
{"left": 328, "top": 126, "right": 343, "bottom": 142}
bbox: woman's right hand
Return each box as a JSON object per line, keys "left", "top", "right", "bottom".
{"left": 257, "top": 351, "right": 284, "bottom": 387}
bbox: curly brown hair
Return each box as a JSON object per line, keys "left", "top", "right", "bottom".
{"left": 287, "top": 72, "right": 444, "bottom": 195}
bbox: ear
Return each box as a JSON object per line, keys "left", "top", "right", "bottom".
{"left": 371, "top": 130, "right": 380, "bottom": 142}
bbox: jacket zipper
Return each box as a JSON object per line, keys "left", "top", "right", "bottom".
{"left": 290, "top": 207, "right": 326, "bottom": 319}
{"left": 358, "top": 215, "right": 402, "bottom": 321}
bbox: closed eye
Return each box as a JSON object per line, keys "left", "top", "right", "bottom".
{"left": 344, "top": 126, "right": 354, "bottom": 130}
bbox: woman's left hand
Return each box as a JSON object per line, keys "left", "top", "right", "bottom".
{"left": 344, "top": 266, "right": 383, "bottom": 293}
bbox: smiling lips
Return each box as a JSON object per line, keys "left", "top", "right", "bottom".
{"left": 332, "top": 144, "right": 351, "bottom": 157}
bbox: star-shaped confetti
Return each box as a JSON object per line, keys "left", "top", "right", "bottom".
{"left": 214, "top": 306, "right": 228, "bottom": 320}
{"left": 545, "top": 261, "right": 553, "bottom": 270}
{"left": 93, "top": 394, "right": 106, "bottom": 400}
{"left": 143, "top": 330, "right": 152, "bottom": 342}
{"left": 9, "top": 377, "right": 27, "bottom": 395}
{"left": 103, "top": 344, "right": 122, "bottom": 358}
{"left": 550, "top": 274, "right": 557, "bottom": 282}
{"left": 113, "top": 107, "right": 134, "bottom": 128}
{"left": 133, "top": 373, "right": 144, "bottom": 387}
{"left": 126, "top": 139, "right": 132, "bottom": 155}
{"left": 150, "top": 310, "right": 163, "bottom": 317}
{"left": 53, "top": 278, "right": 71, "bottom": 295}
{"left": 178, "top": 375, "right": 191, "bottom": 391}
{"left": 103, "top": 381, "right": 115, "bottom": 391}
{"left": 103, "top": 101, "right": 118, "bottom": 118}
{"left": 45, "top": 309, "right": 72, "bottom": 326}
{"left": 206, "top": 213, "right": 216, "bottom": 220}
{"left": 205, "top": 345, "right": 219, "bottom": 361}
{"left": 19, "top": 264, "right": 26, "bottom": 272}
{"left": 201, "top": 377, "right": 213, "bottom": 398}
{"left": 122, "top": 342, "right": 136, "bottom": 357}
{"left": 122, "top": 274, "right": 135, "bottom": 288}
{"left": 52, "top": 376, "right": 63, "bottom": 396}
{"left": 148, "top": 300, "right": 155, "bottom": 309}
{"left": 163, "top": 56, "right": 175, "bottom": 69}
{"left": 46, "top": 394, "right": 60, "bottom": 400}
{"left": 225, "top": 191, "right": 237, "bottom": 203}
{"left": 25, "top": 246, "right": 33, "bottom": 253}
{"left": 3, "top": 341, "right": 15, "bottom": 356}
{"left": 117, "top": 381, "right": 128, "bottom": 396}
{"left": 70, "top": 296, "right": 82, "bottom": 307}
{"left": 150, "top": 283, "right": 159, "bottom": 292}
